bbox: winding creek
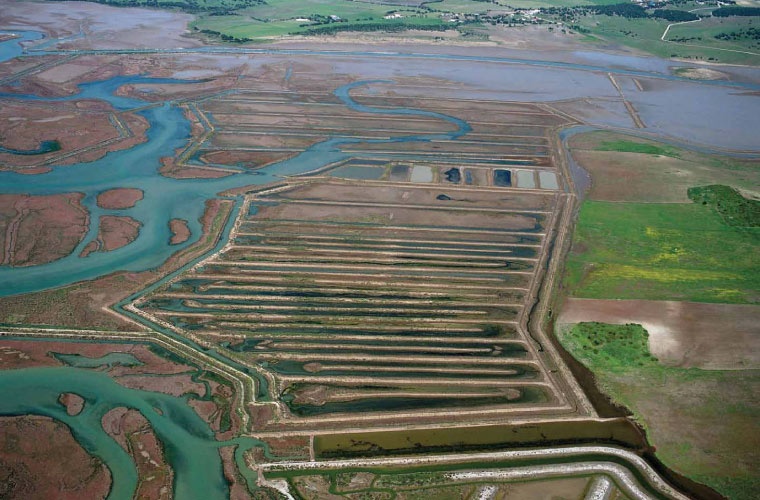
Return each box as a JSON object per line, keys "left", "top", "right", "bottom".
{"left": 0, "top": 32, "right": 476, "bottom": 498}
{"left": 0, "top": 364, "right": 268, "bottom": 499}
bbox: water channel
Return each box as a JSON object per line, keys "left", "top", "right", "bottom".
{"left": 0, "top": 364, "right": 267, "bottom": 499}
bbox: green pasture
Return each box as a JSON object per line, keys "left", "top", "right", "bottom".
{"left": 564, "top": 199, "right": 760, "bottom": 304}
{"left": 573, "top": 14, "right": 759, "bottom": 65}
{"left": 559, "top": 322, "right": 760, "bottom": 500}
{"left": 595, "top": 139, "right": 680, "bottom": 158}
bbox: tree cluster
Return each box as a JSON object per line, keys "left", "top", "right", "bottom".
{"left": 651, "top": 9, "right": 699, "bottom": 22}
{"left": 713, "top": 6, "right": 760, "bottom": 17}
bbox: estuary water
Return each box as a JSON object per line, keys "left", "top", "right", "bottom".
{"left": 0, "top": 48, "right": 469, "bottom": 298}
{"left": 0, "top": 365, "right": 264, "bottom": 499}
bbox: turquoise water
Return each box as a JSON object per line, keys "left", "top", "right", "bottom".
{"left": 53, "top": 352, "right": 144, "bottom": 368}
{"left": 0, "top": 139, "right": 60, "bottom": 155}
{"left": 0, "top": 30, "right": 43, "bottom": 63}
{"left": 0, "top": 366, "right": 265, "bottom": 499}
{"left": 0, "top": 73, "right": 468, "bottom": 298}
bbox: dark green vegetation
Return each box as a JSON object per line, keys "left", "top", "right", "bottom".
{"left": 52, "top": 0, "right": 264, "bottom": 14}
{"left": 564, "top": 199, "right": 760, "bottom": 304}
{"left": 713, "top": 6, "right": 760, "bottom": 17}
{"left": 559, "top": 323, "right": 760, "bottom": 500}
{"left": 588, "top": 3, "right": 647, "bottom": 18}
{"left": 298, "top": 19, "right": 447, "bottom": 36}
{"left": 596, "top": 139, "right": 679, "bottom": 158}
{"left": 651, "top": 9, "right": 699, "bottom": 22}
{"left": 561, "top": 322, "right": 657, "bottom": 373}
{"left": 715, "top": 26, "right": 760, "bottom": 43}
{"left": 541, "top": 2, "right": 760, "bottom": 64}
{"left": 687, "top": 185, "right": 760, "bottom": 228}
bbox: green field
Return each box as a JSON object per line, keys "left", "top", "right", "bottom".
{"left": 559, "top": 322, "right": 760, "bottom": 500}
{"left": 191, "top": 0, "right": 446, "bottom": 41}
{"left": 564, "top": 199, "right": 760, "bottom": 304}
{"left": 596, "top": 139, "right": 680, "bottom": 158}
{"left": 572, "top": 12, "right": 760, "bottom": 65}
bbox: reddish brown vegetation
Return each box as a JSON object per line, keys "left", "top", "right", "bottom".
{"left": 58, "top": 392, "right": 85, "bottom": 416}
{"left": 169, "top": 218, "right": 191, "bottom": 244}
{"left": 80, "top": 215, "right": 141, "bottom": 257}
{"left": 0, "top": 416, "right": 111, "bottom": 500}
{"left": 0, "top": 101, "right": 149, "bottom": 170}
{"left": 96, "top": 188, "right": 144, "bottom": 209}
{"left": 117, "top": 373, "right": 206, "bottom": 397}
{"left": 219, "top": 446, "right": 253, "bottom": 500}
{"left": 0, "top": 198, "right": 233, "bottom": 330}
{"left": 101, "top": 408, "right": 173, "bottom": 499}
{"left": 0, "top": 193, "right": 89, "bottom": 267}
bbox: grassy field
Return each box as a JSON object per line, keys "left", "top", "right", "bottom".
{"left": 595, "top": 138, "right": 680, "bottom": 158}
{"left": 559, "top": 322, "right": 760, "bottom": 500}
{"left": 568, "top": 131, "right": 760, "bottom": 202}
{"left": 573, "top": 13, "right": 759, "bottom": 65}
{"left": 688, "top": 184, "right": 760, "bottom": 228}
{"left": 565, "top": 133, "right": 760, "bottom": 304}
{"left": 191, "top": 1, "right": 445, "bottom": 41}
{"left": 564, "top": 200, "right": 760, "bottom": 304}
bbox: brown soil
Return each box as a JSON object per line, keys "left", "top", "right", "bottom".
{"left": 259, "top": 202, "right": 540, "bottom": 231}
{"left": 199, "top": 150, "right": 294, "bottom": 169}
{"left": 169, "top": 218, "right": 191, "bottom": 245}
{"left": 96, "top": 188, "right": 144, "bottom": 210}
{"left": 264, "top": 435, "right": 311, "bottom": 459}
{"left": 101, "top": 408, "right": 173, "bottom": 499}
{"left": 558, "top": 298, "right": 760, "bottom": 370}
{"left": 0, "top": 193, "right": 89, "bottom": 267}
{"left": 568, "top": 131, "right": 760, "bottom": 202}
{"left": 58, "top": 392, "right": 85, "bottom": 416}
{"left": 159, "top": 156, "right": 235, "bottom": 179}
{"left": 0, "top": 415, "right": 111, "bottom": 500}
{"left": 287, "top": 180, "right": 555, "bottom": 211}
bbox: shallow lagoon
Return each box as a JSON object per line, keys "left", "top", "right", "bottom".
{"left": 0, "top": 365, "right": 263, "bottom": 499}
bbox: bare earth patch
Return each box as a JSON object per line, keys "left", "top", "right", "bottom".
{"left": 558, "top": 298, "right": 760, "bottom": 369}
{"left": 673, "top": 67, "right": 729, "bottom": 81}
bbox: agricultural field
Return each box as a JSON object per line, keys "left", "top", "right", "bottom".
{"left": 558, "top": 322, "right": 760, "bottom": 500}
{"left": 567, "top": 10, "right": 760, "bottom": 65}
{"left": 567, "top": 131, "right": 760, "bottom": 202}
{"left": 564, "top": 131, "right": 760, "bottom": 304}
{"left": 563, "top": 200, "right": 760, "bottom": 303}
{"left": 559, "top": 130, "right": 760, "bottom": 499}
